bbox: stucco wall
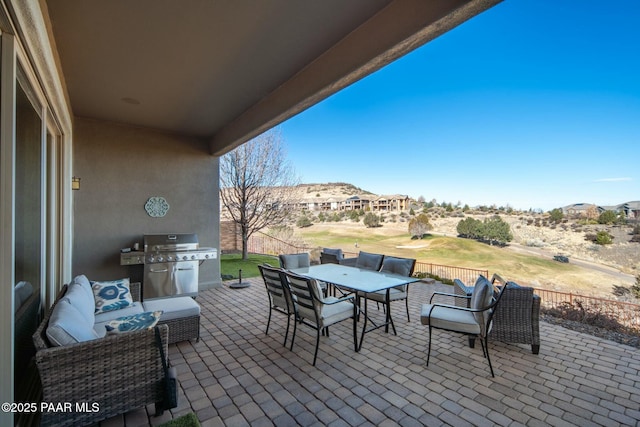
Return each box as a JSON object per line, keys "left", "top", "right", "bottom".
{"left": 72, "top": 118, "right": 221, "bottom": 289}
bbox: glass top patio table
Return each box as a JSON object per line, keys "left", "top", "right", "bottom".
{"left": 291, "top": 263, "right": 419, "bottom": 293}
{"left": 290, "top": 264, "right": 420, "bottom": 351}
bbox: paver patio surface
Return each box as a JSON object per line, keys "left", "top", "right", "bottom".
{"left": 102, "top": 278, "right": 640, "bottom": 427}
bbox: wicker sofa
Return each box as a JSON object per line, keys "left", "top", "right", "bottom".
{"left": 454, "top": 275, "right": 541, "bottom": 354}
{"left": 33, "top": 283, "right": 171, "bottom": 426}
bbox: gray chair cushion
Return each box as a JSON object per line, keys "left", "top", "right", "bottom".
{"left": 355, "top": 251, "right": 384, "bottom": 271}
{"left": 279, "top": 253, "right": 310, "bottom": 269}
{"left": 322, "top": 248, "right": 344, "bottom": 260}
{"left": 380, "top": 256, "right": 415, "bottom": 277}
{"left": 470, "top": 276, "right": 493, "bottom": 326}
{"left": 420, "top": 304, "right": 481, "bottom": 335}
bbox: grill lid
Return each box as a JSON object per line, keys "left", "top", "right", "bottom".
{"left": 144, "top": 233, "right": 199, "bottom": 252}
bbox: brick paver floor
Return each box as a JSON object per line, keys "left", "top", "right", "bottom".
{"left": 102, "top": 278, "right": 640, "bottom": 427}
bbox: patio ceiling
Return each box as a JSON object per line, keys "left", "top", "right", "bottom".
{"left": 44, "top": 0, "right": 502, "bottom": 156}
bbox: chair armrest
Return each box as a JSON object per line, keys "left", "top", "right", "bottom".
{"left": 322, "top": 295, "right": 355, "bottom": 305}
{"left": 429, "top": 291, "right": 470, "bottom": 304}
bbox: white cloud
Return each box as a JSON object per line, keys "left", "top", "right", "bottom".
{"left": 593, "top": 177, "right": 632, "bottom": 182}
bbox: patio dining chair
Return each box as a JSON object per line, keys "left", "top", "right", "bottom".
{"left": 280, "top": 252, "right": 328, "bottom": 295}
{"left": 358, "top": 256, "right": 416, "bottom": 330}
{"left": 420, "top": 275, "right": 509, "bottom": 377}
{"left": 282, "top": 270, "right": 358, "bottom": 366}
{"left": 279, "top": 253, "right": 310, "bottom": 269}
{"left": 354, "top": 251, "right": 384, "bottom": 271}
{"left": 258, "top": 264, "right": 296, "bottom": 347}
{"left": 320, "top": 248, "right": 344, "bottom": 264}
{"left": 454, "top": 274, "right": 541, "bottom": 354}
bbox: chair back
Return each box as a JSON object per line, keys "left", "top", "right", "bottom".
{"left": 380, "top": 256, "right": 416, "bottom": 277}
{"left": 283, "top": 271, "right": 323, "bottom": 324}
{"left": 320, "top": 252, "right": 340, "bottom": 264}
{"left": 355, "top": 251, "right": 384, "bottom": 271}
{"left": 380, "top": 256, "right": 416, "bottom": 292}
{"left": 470, "top": 277, "right": 509, "bottom": 335}
{"left": 258, "top": 264, "right": 294, "bottom": 313}
{"left": 322, "top": 248, "right": 344, "bottom": 260}
{"left": 279, "top": 253, "right": 310, "bottom": 269}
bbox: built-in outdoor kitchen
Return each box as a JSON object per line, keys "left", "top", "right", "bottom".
{"left": 120, "top": 233, "right": 217, "bottom": 300}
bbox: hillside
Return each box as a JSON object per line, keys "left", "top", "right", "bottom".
{"left": 293, "top": 183, "right": 377, "bottom": 200}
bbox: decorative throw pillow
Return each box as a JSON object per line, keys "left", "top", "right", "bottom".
{"left": 92, "top": 278, "right": 133, "bottom": 314}
{"left": 105, "top": 310, "right": 163, "bottom": 334}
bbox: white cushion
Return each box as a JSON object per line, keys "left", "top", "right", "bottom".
{"left": 46, "top": 299, "right": 99, "bottom": 346}
{"left": 142, "top": 297, "right": 200, "bottom": 321}
{"left": 64, "top": 282, "right": 96, "bottom": 326}
{"left": 94, "top": 302, "right": 144, "bottom": 323}
{"left": 420, "top": 304, "right": 481, "bottom": 335}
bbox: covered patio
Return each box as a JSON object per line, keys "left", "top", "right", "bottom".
{"left": 106, "top": 279, "right": 640, "bottom": 426}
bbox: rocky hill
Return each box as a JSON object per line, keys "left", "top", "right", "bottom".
{"left": 293, "top": 183, "right": 377, "bottom": 200}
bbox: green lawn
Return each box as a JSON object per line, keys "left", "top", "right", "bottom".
{"left": 297, "top": 224, "right": 604, "bottom": 293}
{"left": 220, "top": 253, "right": 278, "bottom": 279}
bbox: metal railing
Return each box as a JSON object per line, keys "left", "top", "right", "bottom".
{"left": 247, "top": 232, "right": 640, "bottom": 329}
{"left": 532, "top": 288, "right": 640, "bottom": 329}
{"left": 247, "top": 232, "right": 311, "bottom": 256}
{"left": 414, "top": 262, "right": 487, "bottom": 285}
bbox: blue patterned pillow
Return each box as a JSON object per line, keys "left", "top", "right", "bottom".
{"left": 92, "top": 278, "right": 133, "bottom": 314}
{"left": 105, "top": 310, "right": 163, "bottom": 334}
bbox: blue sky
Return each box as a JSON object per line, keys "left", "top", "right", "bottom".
{"left": 280, "top": 0, "right": 639, "bottom": 212}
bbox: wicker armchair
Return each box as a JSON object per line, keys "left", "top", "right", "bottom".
{"left": 33, "top": 285, "right": 170, "bottom": 426}
{"left": 454, "top": 274, "right": 540, "bottom": 354}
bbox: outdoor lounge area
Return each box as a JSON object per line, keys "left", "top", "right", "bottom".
{"left": 101, "top": 278, "right": 640, "bottom": 427}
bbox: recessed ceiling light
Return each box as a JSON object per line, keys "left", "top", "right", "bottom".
{"left": 121, "top": 97, "right": 141, "bottom": 105}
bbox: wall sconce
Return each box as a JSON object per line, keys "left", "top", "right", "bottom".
{"left": 72, "top": 176, "right": 81, "bottom": 191}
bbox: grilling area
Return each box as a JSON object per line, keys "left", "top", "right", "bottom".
{"left": 121, "top": 233, "right": 217, "bottom": 300}
{"left": 101, "top": 278, "right": 640, "bottom": 427}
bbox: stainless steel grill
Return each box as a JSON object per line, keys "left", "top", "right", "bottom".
{"left": 121, "top": 233, "right": 217, "bottom": 300}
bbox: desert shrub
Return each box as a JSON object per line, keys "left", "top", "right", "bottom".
{"left": 296, "top": 215, "right": 312, "bottom": 228}
{"left": 525, "top": 238, "right": 546, "bottom": 248}
{"left": 598, "top": 210, "right": 617, "bottom": 225}
{"left": 363, "top": 212, "right": 381, "bottom": 228}
{"left": 549, "top": 208, "right": 564, "bottom": 223}
{"left": 595, "top": 231, "right": 614, "bottom": 245}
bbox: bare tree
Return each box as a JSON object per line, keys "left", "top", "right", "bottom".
{"left": 220, "top": 129, "right": 299, "bottom": 259}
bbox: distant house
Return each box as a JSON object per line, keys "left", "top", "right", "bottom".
{"left": 562, "top": 201, "right": 640, "bottom": 219}
{"left": 618, "top": 201, "right": 640, "bottom": 219}
{"left": 562, "top": 203, "right": 597, "bottom": 216}
{"left": 372, "top": 195, "right": 410, "bottom": 212}
{"left": 342, "top": 195, "right": 372, "bottom": 211}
